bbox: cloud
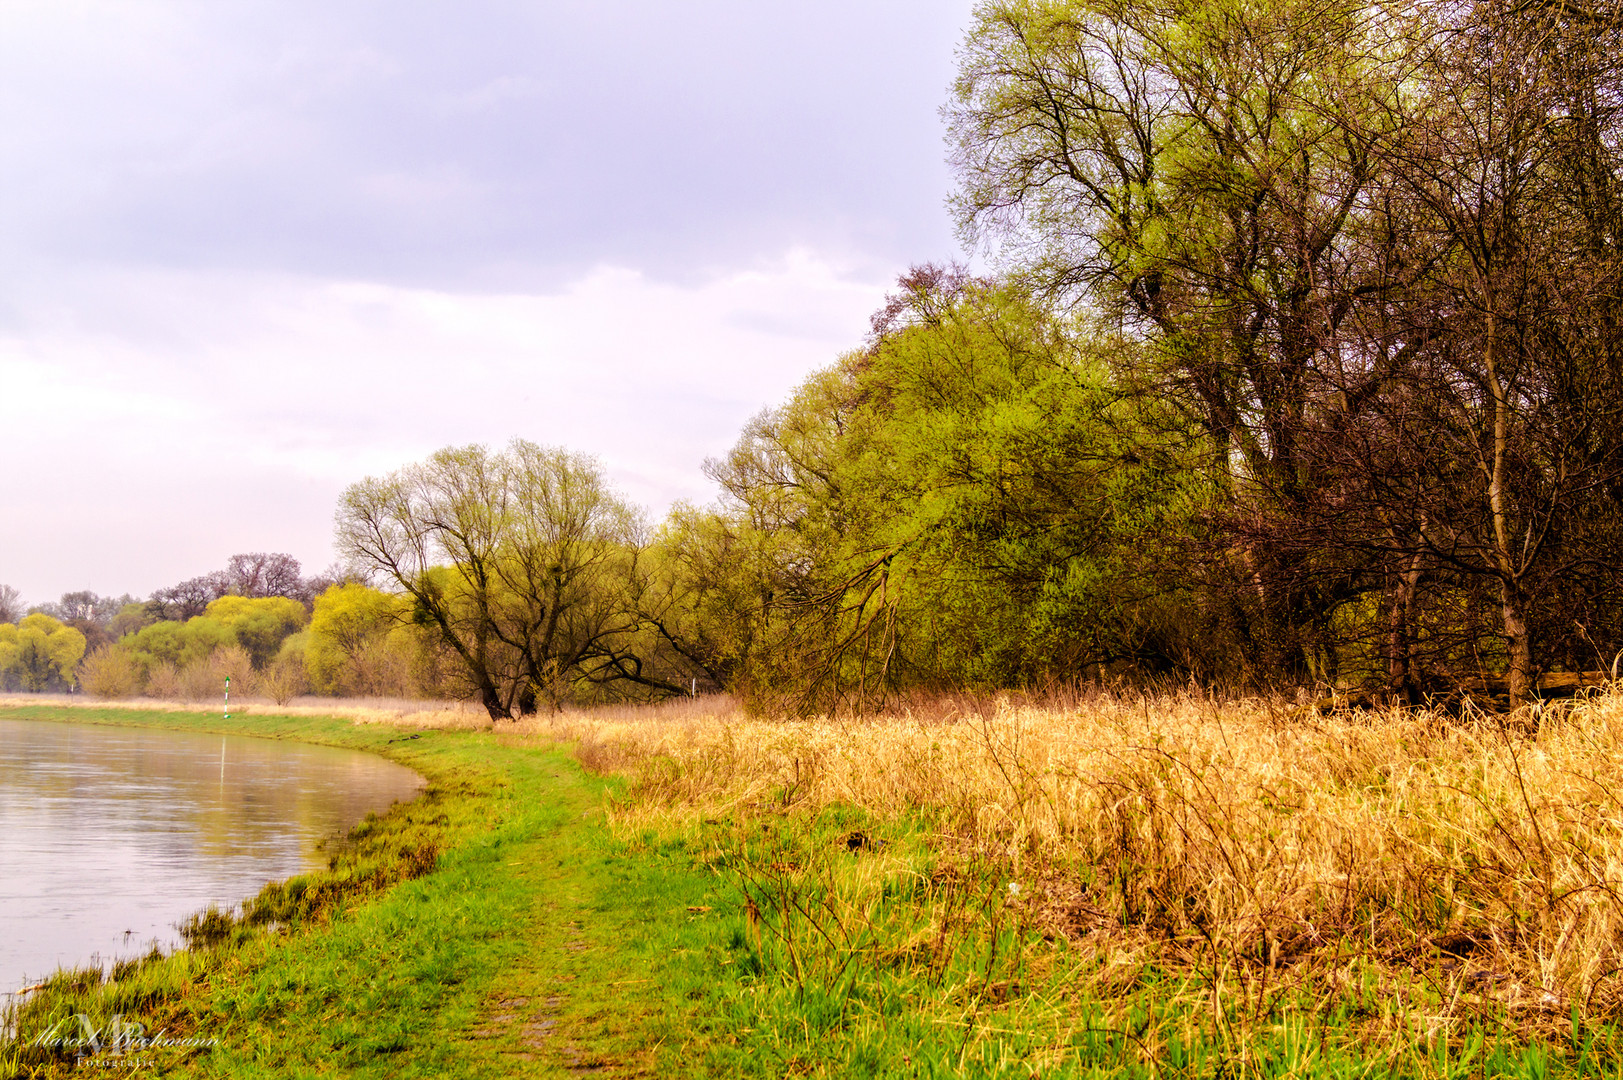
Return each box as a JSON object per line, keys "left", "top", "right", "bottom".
{"left": 0, "top": 0, "right": 972, "bottom": 287}
{"left": 0, "top": 1, "right": 978, "bottom": 602}
{"left": 0, "top": 250, "right": 891, "bottom": 600}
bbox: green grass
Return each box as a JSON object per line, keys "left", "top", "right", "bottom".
{"left": 3, "top": 703, "right": 1619, "bottom": 1078}
{"left": 0, "top": 705, "right": 728, "bottom": 1078}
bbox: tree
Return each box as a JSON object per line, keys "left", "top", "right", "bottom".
{"left": 148, "top": 573, "right": 231, "bottom": 621}
{"left": 637, "top": 504, "right": 774, "bottom": 694}
{"left": 121, "top": 617, "right": 235, "bottom": 675}
{"left": 948, "top": 0, "right": 1413, "bottom": 681}
{"left": 1371, "top": 0, "right": 1623, "bottom": 698}
{"left": 689, "top": 269, "right": 1207, "bottom": 712}
{"left": 108, "top": 602, "right": 157, "bottom": 640}
{"left": 0, "top": 614, "right": 87, "bottom": 692}
{"left": 146, "top": 553, "right": 317, "bottom": 622}
{"left": 304, "top": 583, "right": 424, "bottom": 696}
{"left": 40, "top": 591, "right": 130, "bottom": 625}
{"left": 203, "top": 595, "right": 307, "bottom": 668}
{"left": 224, "top": 553, "right": 310, "bottom": 601}
{"left": 0, "top": 584, "right": 24, "bottom": 625}
{"left": 336, "top": 441, "right": 687, "bottom": 720}
{"left": 31, "top": 591, "right": 138, "bottom": 657}
{"left": 1222, "top": 0, "right": 1623, "bottom": 700}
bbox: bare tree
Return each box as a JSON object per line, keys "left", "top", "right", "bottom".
{"left": 0, "top": 584, "right": 23, "bottom": 624}
{"left": 148, "top": 572, "right": 231, "bottom": 621}
{"left": 226, "top": 552, "right": 308, "bottom": 601}
{"left": 1339, "top": 0, "right": 1623, "bottom": 698}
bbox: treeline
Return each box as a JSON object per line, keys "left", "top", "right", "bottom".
{"left": 0, "top": 555, "right": 451, "bottom": 701}
{"left": 328, "top": 0, "right": 1623, "bottom": 716}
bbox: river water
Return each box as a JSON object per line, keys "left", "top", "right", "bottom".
{"left": 0, "top": 717, "right": 425, "bottom": 994}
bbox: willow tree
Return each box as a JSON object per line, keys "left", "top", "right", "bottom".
{"left": 336, "top": 441, "right": 685, "bottom": 719}
{"left": 689, "top": 270, "right": 1205, "bottom": 713}
{"left": 949, "top": 0, "right": 1418, "bottom": 682}
{"left": 0, "top": 613, "right": 87, "bottom": 692}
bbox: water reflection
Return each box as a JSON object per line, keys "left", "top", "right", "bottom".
{"left": 0, "top": 718, "right": 425, "bottom": 993}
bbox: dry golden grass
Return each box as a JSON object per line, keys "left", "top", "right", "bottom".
{"left": 529, "top": 688, "right": 1623, "bottom": 1043}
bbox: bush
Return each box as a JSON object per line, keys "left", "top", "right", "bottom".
{"left": 77, "top": 645, "right": 144, "bottom": 699}
{"left": 145, "top": 661, "right": 181, "bottom": 699}
{"left": 175, "top": 645, "right": 255, "bottom": 702}
{"left": 260, "top": 651, "right": 308, "bottom": 705}
{"left": 177, "top": 658, "right": 221, "bottom": 702}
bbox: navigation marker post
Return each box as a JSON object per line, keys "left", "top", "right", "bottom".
{"left": 224, "top": 675, "right": 231, "bottom": 720}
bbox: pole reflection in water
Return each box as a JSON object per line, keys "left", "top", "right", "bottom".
{"left": 0, "top": 718, "right": 424, "bottom": 994}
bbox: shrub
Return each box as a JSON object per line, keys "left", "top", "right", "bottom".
{"left": 77, "top": 645, "right": 144, "bottom": 699}
{"left": 145, "top": 661, "right": 181, "bottom": 699}
{"left": 175, "top": 645, "right": 255, "bottom": 702}
{"left": 260, "top": 650, "right": 308, "bottom": 705}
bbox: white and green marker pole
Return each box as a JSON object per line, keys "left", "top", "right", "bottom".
{"left": 224, "top": 675, "right": 231, "bottom": 720}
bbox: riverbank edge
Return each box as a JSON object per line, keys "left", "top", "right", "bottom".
{"left": 0, "top": 703, "right": 727, "bottom": 1079}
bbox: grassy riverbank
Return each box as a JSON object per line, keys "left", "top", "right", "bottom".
{"left": 5, "top": 696, "right": 1623, "bottom": 1077}
{"left": 0, "top": 704, "right": 728, "bottom": 1078}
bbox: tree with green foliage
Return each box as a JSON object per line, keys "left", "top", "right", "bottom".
{"left": 203, "top": 595, "right": 308, "bottom": 669}
{"left": 947, "top": 0, "right": 1418, "bottom": 684}
{"left": 337, "top": 441, "right": 693, "bottom": 720}
{"left": 120, "top": 616, "right": 236, "bottom": 677}
{"left": 0, "top": 613, "right": 88, "bottom": 692}
{"left": 691, "top": 268, "right": 1206, "bottom": 712}
{"left": 304, "top": 583, "right": 432, "bottom": 696}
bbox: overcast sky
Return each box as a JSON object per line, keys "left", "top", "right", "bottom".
{"left": 0, "top": 1, "right": 978, "bottom": 604}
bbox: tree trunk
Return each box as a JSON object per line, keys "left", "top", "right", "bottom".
{"left": 1481, "top": 309, "right": 1535, "bottom": 702}
{"left": 1500, "top": 577, "right": 1534, "bottom": 701}
{"left": 480, "top": 684, "right": 507, "bottom": 723}
{"left": 1386, "top": 552, "right": 1425, "bottom": 704}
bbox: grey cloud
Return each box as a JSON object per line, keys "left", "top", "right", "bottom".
{"left": 1, "top": 0, "right": 972, "bottom": 288}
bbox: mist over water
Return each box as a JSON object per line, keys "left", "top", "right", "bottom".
{"left": 0, "top": 717, "right": 424, "bottom": 993}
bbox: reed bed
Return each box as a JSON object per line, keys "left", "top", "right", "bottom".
{"left": 533, "top": 689, "right": 1623, "bottom": 1053}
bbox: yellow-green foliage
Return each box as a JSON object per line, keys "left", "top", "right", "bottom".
{"left": 117, "top": 596, "right": 305, "bottom": 682}
{"left": 305, "top": 583, "right": 416, "bottom": 696}
{"left": 76, "top": 644, "right": 144, "bottom": 698}
{"left": 203, "top": 595, "right": 307, "bottom": 668}
{"left": 0, "top": 613, "right": 87, "bottom": 691}
{"left": 122, "top": 616, "right": 234, "bottom": 674}
{"left": 83, "top": 595, "right": 310, "bottom": 700}
{"left": 695, "top": 281, "right": 1207, "bottom": 711}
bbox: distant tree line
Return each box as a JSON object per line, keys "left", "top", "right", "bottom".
{"left": 0, "top": 554, "right": 354, "bottom": 699}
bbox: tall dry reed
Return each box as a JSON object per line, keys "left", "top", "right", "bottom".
{"left": 544, "top": 689, "right": 1623, "bottom": 1038}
